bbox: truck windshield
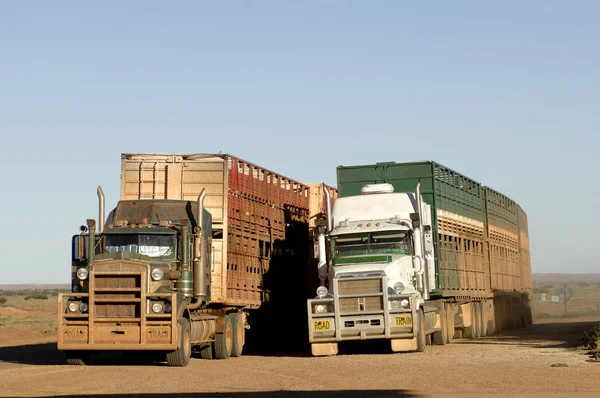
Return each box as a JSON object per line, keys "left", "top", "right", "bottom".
{"left": 332, "top": 231, "right": 412, "bottom": 259}
{"left": 104, "top": 234, "right": 175, "bottom": 258}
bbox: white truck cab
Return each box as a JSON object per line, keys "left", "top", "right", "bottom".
{"left": 307, "top": 183, "right": 436, "bottom": 356}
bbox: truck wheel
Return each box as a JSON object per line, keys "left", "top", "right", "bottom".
{"left": 511, "top": 300, "right": 520, "bottom": 329}
{"left": 473, "top": 303, "right": 481, "bottom": 338}
{"left": 230, "top": 312, "right": 244, "bottom": 357}
{"left": 463, "top": 303, "right": 476, "bottom": 339}
{"left": 433, "top": 305, "right": 447, "bottom": 345}
{"left": 166, "top": 318, "right": 191, "bottom": 367}
{"left": 416, "top": 310, "right": 426, "bottom": 352}
{"left": 214, "top": 314, "right": 233, "bottom": 359}
{"left": 65, "top": 351, "right": 90, "bottom": 366}
{"left": 446, "top": 303, "right": 455, "bottom": 343}
{"left": 487, "top": 315, "right": 496, "bottom": 336}
{"left": 199, "top": 343, "right": 214, "bottom": 359}
{"left": 478, "top": 302, "right": 487, "bottom": 337}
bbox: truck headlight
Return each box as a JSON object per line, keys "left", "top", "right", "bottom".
{"left": 314, "top": 303, "right": 333, "bottom": 313}
{"left": 79, "top": 302, "right": 88, "bottom": 312}
{"left": 393, "top": 282, "right": 404, "bottom": 294}
{"left": 391, "top": 300, "right": 400, "bottom": 308}
{"left": 68, "top": 302, "right": 79, "bottom": 312}
{"left": 151, "top": 268, "right": 164, "bottom": 281}
{"left": 76, "top": 268, "right": 89, "bottom": 280}
{"left": 400, "top": 299, "right": 410, "bottom": 308}
{"left": 152, "top": 303, "right": 163, "bottom": 313}
{"left": 316, "top": 286, "right": 328, "bottom": 298}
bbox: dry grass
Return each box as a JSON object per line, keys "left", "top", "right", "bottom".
{"left": 531, "top": 282, "right": 600, "bottom": 321}
{"left": 0, "top": 294, "right": 57, "bottom": 333}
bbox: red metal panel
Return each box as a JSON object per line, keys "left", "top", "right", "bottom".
{"left": 224, "top": 155, "right": 311, "bottom": 305}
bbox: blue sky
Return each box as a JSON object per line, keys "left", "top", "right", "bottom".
{"left": 1, "top": 1, "right": 598, "bottom": 284}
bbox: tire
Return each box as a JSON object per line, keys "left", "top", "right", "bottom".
{"left": 464, "top": 303, "right": 476, "bottom": 339}
{"left": 472, "top": 303, "right": 480, "bottom": 338}
{"left": 478, "top": 302, "right": 487, "bottom": 337}
{"left": 513, "top": 300, "right": 520, "bottom": 329}
{"left": 199, "top": 343, "right": 214, "bottom": 359}
{"left": 446, "top": 303, "right": 455, "bottom": 343}
{"left": 416, "top": 310, "right": 426, "bottom": 352}
{"left": 454, "top": 329, "right": 464, "bottom": 339}
{"left": 433, "top": 305, "right": 447, "bottom": 345}
{"left": 214, "top": 314, "right": 233, "bottom": 359}
{"left": 487, "top": 315, "right": 496, "bottom": 336}
{"left": 166, "top": 318, "right": 191, "bottom": 367}
{"left": 493, "top": 300, "right": 501, "bottom": 333}
{"left": 230, "top": 312, "right": 245, "bottom": 357}
{"left": 65, "top": 351, "right": 90, "bottom": 366}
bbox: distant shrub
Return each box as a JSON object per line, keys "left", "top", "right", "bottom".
{"left": 578, "top": 282, "right": 590, "bottom": 288}
{"left": 542, "top": 284, "right": 554, "bottom": 289}
{"left": 24, "top": 294, "right": 48, "bottom": 301}
{"left": 0, "top": 296, "right": 7, "bottom": 305}
{"left": 581, "top": 323, "right": 600, "bottom": 350}
{"left": 0, "top": 288, "right": 68, "bottom": 297}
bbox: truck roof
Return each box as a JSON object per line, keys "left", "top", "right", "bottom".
{"left": 106, "top": 199, "right": 210, "bottom": 229}
{"left": 332, "top": 192, "right": 416, "bottom": 226}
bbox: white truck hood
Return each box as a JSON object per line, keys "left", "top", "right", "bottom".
{"left": 332, "top": 255, "right": 416, "bottom": 294}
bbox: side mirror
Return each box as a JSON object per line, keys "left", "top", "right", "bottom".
{"left": 72, "top": 235, "right": 88, "bottom": 264}
{"left": 409, "top": 212, "right": 420, "bottom": 223}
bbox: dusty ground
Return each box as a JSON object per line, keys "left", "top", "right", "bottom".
{"left": 0, "top": 314, "right": 599, "bottom": 398}
{"left": 1, "top": 294, "right": 599, "bottom": 397}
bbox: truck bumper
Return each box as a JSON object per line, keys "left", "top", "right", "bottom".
{"left": 57, "top": 291, "right": 178, "bottom": 351}
{"left": 307, "top": 277, "right": 418, "bottom": 344}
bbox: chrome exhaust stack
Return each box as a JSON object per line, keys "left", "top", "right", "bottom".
{"left": 193, "top": 189, "right": 207, "bottom": 298}
{"left": 97, "top": 186, "right": 105, "bottom": 234}
{"left": 323, "top": 184, "right": 333, "bottom": 232}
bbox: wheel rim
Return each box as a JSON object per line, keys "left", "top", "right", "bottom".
{"left": 472, "top": 303, "right": 480, "bottom": 337}
{"left": 446, "top": 305, "right": 454, "bottom": 343}
{"left": 236, "top": 319, "right": 244, "bottom": 348}
{"left": 441, "top": 308, "right": 447, "bottom": 340}
{"left": 419, "top": 312, "right": 426, "bottom": 348}
{"left": 184, "top": 328, "right": 191, "bottom": 359}
{"left": 226, "top": 322, "right": 233, "bottom": 352}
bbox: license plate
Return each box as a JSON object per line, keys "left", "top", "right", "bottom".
{"left": 147, "top": 327, "right": 171, "bottom": 343}
{"left": 313, "top": 320, "right": 331, "bottom": 331}
{"left": 148, "top": 329, "right": 169, "bottom": 340}
{"left": 64, "top": 328, "right": 86, "bottom": 339}
{"left": 395, "top": 315, "right": 412, "bottom": 327}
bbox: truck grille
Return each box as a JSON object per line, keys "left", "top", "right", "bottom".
{"left": 95, "top": 275, "right": 139, "bottom": 289}
{"left": 338, "top": 279, "right": 382, "bottom": 295}
{"left": 337, "top": 277, "right": 384, "bottom": 314}
{"left": 91, "top": 262, "right": 145, "bottom": 319}
{"left": 339, "top": 296, "right": 383, "bottom": 313}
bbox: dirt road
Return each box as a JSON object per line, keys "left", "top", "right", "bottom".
{"left": 0, "top": 319, "right": 599, "bottom": 398}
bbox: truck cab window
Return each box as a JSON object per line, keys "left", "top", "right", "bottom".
{"left": 370, "top": 232, "right": 411, "bottom": 254}
{"left": 332, "top": 230, "right": 412, "bottom": 260}
{"left": 104, "top": 234, "right": 175, "bottom": 258}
